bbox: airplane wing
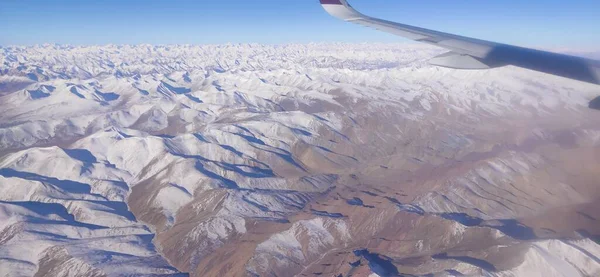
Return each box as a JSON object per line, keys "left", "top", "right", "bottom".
{"left": 319, "top": 0, "right": 600, "bottom": 87}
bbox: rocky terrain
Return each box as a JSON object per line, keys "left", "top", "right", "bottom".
{"left": 1, "top": 43, "right": 599, "bottom": 277}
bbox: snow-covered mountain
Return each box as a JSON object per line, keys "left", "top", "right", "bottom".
{"left": 1, "top": 43, "right": 599, "bottom": 277}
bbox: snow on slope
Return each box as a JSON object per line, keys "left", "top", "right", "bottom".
{"left": 487, "top": 239, "right": 600, "bottom": 277}
{"left": 247, "top": 217, "right": 351, "bottom": 275}
{"left": 1, "top": 43, "right": 600, "bottom": 276}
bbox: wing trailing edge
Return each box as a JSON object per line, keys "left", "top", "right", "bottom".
{"left": 429, "top": 52, "right": 504, "bottom": 70}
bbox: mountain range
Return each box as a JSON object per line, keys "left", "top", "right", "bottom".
{"left": 1, "top": 43, "right": 599, "bottom": 277}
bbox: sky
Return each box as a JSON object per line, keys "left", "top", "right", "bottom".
{"left": 1, "top": 0, "right": 599, "bottom": 49}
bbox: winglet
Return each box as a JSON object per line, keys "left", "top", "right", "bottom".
{"left": 320, "top": 0, "right": 363, "bottom": 21}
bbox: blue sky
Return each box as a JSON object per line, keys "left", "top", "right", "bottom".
{"left": 1, "top": 0, "right": 599, "bottom": 49}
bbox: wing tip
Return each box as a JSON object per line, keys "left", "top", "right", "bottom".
{"left": 320, "top": 0, "right": 344, "bottom": 5}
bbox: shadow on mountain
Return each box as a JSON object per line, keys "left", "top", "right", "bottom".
{"left": 249, "top": 144, "right": 306, "bottom": 172}
{"left": 64, "top": 149, "right": 98, "bottom": 163}
{"left": 0, "top": 201, "right": 105, "bottom": 230}
{"left": 311, "top": 209, "right": 344, "bottom": 218}
{"left": 184, "top": 94, "right": 203, "bottom": 103}
{"left": 353, "top": 249, "right": 401, "bottom": 277}
{"left": 26, "top": 73, "right": 38, "bottom": 81}
{"left": 233, "top": 132, "right": 266, "bottom": 145}
{"left": 291, "top": 128, "right": 312, "bottom": 137}
{"left": 28, "top": 89, "right": 50, "bottom": 99}
{"left": 219, "top": 144, "right": 244, "bottom": 157}
{"left": 577, "top": 211, "right": 598, "bottom": 221}
{"left": 159, "top": 81, "right": 191, "bottom": 94}
{"left": 439, "top": 213, "right": 483, "bottom": 227}
{"left": 484, "top": 219, "right": 537, "bottom": 240}
{"left": 178, "top": 150, "right": 274, "bottom": 179}
{"left": 316, "top": 145, "right": 358, "bottom": 162}
{"left": 70, "top": 86, "right": 85, "bottom": 99}
{"left": 0, "top": 80, "right": 35, "bottom": 96}
{"left": 577, "top": 229, "right": 600, "bottom": 245}
{"left": 220, "top": 162, "right": 274, "bottom": 178}
{"left": 95, "top": 90, "right": 120, "bottom": 101}
{"left": 347, "top": 197, "right": 374, "bottom": 208}
{"left": 193, "top": 161, "right": 239, "bottom": 189}
{"left": 386, "top": 197, "right": 425, "bottom": 215}
{"left": 437, "top": 212, "right": 536, "bottom": 240}
{"left": 242, "top": 196, "right": 271, "bottom": 212}
{"left": 85, "top": 200, "right": 137, "bottom": 221}
{"left": 193, "top": 133, "right": 210, "bottom": 143}
{"left": 446, "top": 269, "right": 465, "bottom": 276}
{"left": 137, "top": 88, "right": 150, "bottom": 95}
{"left": 0, "top": 168, "right": 93, "bottom": 195}
{"left": 64, "top": 148, "right": 98, "bottom": 175}
{"left": 561, "top": 239, "right": 600, "bottom": 264}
